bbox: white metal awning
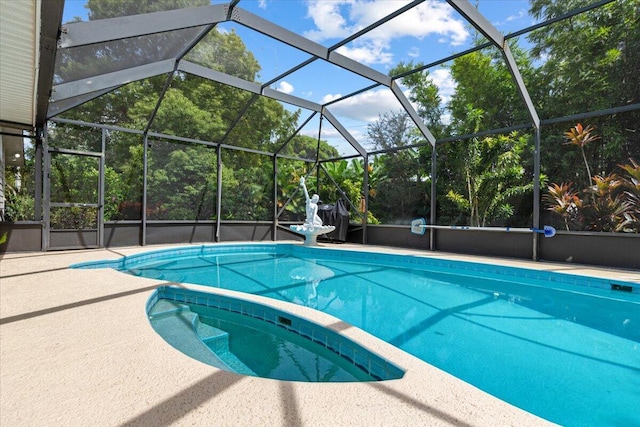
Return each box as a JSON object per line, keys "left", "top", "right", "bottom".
{"left": 0, "top": 0, "right": 62, "bottom": 131}
{"left": 0, "top": 0, "right": 39, "bottom": 129}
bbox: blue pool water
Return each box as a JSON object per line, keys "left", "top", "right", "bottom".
{"left": 75, "top": 244, "right": 640, "bottom": 426}
{"left": 148, "top": 294, "right": 390, "bottom": 382}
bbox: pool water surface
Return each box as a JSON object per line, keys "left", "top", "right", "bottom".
{"left": 75, "top": 244, "right": 640, "bottom": 426}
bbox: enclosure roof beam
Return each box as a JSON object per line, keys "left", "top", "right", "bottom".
{"left": 501, "top": 44, "right": 540, "bottom": 128}
{"left": 262, "top": 87, "right": 322, "bottom": 112}
{"left": 390, "top": 82, "right": 436, "bottom": 147}
{"left": 322, "top": 108, "right": 367, "bottom": 158}
{"left": 48, "top": 87, "right": 120, "bottom": 118}
{"left": 179, "top": 60, "right": 322, "bottom": 112}
{"left": 179, "top": 60, "right": 261, "bottom": 94}
{"left": 50, "top": 59, "right": 175, "bottom": 102}
{"left": 58, "top": 4, "right": 227, "bottom": 48}
{"left": 231, "top": 8, "right": 391, "bottom": 87}
{"left": 446, "top": 0, "right": 504, "bottom": 48}
{"left": 274, "top": 111, "right": 318, "bottom": 155}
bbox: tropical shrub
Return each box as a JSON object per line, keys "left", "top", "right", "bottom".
{"left": 544, "top": 124, "right": 639, "bottom": 232}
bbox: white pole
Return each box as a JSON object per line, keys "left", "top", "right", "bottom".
{"left": 410, "top": 219, "right": 556, "bottom": 237}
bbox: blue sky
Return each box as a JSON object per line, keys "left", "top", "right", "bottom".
{"left": 62, "top": 0, "right": 536, "bottom": 155}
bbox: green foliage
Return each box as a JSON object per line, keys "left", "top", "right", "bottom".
{"left": 448, "top": 45, "right": 533, "bottom": 131}
{"left": 320, "top": 159, "right": 380, "bottom": 224}
{"left": 619, "top": 159, "right": 640, "bottom": 231}
{"left": 278, "top": 134, "right": 339, "bottom": 161}
{"left": 3, "top": 143, "right": 36, "bottom": 222}
{"left": 24, "top": 0, "right": 636, "bottom": 236}
{"left": 564, "top": 123, "right": 601, "bottom": 186}
{"left": 276, "top": 160, "right": 307, "bottom": 220}
{"left": 544, "top": 123, "right": 639, "bottom": 232}
{"left": 221, "top": 163, "right": 272, "bottom": 220}
{"left": 390, "top": 62, "right": 444, "bottom": 137}
{"left": 3, "top": 182, "right": 35, "bottom": 221}
{"left": 365, "top": 111, "right": 429, "bottom": 224}
{"left": 444, "top": 131, "right": 533, "bottom": 227}
{"left": 147, "top": 145, "right": 217, "bottom": 220}
{"left": 543, "top": 182, "right": 579, "bottom": 231}
{"left": 528, "top": 0, "right": 640, "bottom": 175}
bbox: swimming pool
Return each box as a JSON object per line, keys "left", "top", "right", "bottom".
{"left": 146, "top": 286, "right": 404, "bottom": 382}
{"left": 74, "top": 243, "right": 640, "bottom": 426}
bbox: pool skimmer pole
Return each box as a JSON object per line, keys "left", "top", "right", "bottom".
{"left": 410, "top": 218, "right": 556, "bottom": 237}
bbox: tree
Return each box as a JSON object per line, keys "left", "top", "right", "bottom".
{"left": 390, "top": 62, "right": 444, "bottom": 138}
{"left": 448, "top": 45, "right": 534, "bottom": 132}
{"left": 367, "top": 111, "right": 429, "bottom": 223}
{"left": 528, "top": 0, "right": 640, "bottom": 177}
{"left": 54, "top": 0, "right": 312, "bottom": 222}
{"left": 445, "top": 127, "right": 534, "bottom": 227}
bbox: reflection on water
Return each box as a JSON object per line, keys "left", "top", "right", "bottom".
{"left": 289, "top": 260, "right": 334, "bottom": 309}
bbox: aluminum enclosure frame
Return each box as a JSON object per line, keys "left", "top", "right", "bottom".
{"left": 2, "top": 0, "right": 637, "bottom": 266}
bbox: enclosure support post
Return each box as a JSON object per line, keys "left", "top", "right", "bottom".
{"left": 141, "top": 133, "right": 148, "bottom": 246}
{"left": 98, "top": 129, "right": 106, "bottom": 248}
{"left": 272, "top": 154, "right": 278, "bottom": 241}
{"left": 532, "top": 126, "right": 541, "bottom": 261}
{"left": 362, "top": 153, "right": 369, "bottom": 245}
{"left": 215, "top": 145, "right": 223, "bottom": 242}
{"left": 39, "top": 125, "right": 47, "bottom": 251}
{"left": 35, "top": 127, "right": 43, "bottom": 227}
{"left": 430, "top": 144, "right": 437, "bottom": 251}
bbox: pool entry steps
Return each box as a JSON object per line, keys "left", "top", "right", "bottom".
{"left": 148, "top": 298, "right": 256, "bottom": 375}
{"left": 147, "top": 287, "right": 405, "bottom": 382}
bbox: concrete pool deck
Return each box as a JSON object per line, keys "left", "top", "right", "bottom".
{"left": 2, "top": 242, "right": 637, "bottom": 426}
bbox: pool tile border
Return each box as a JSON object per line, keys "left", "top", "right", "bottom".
{"left": 148, "top": 286, "right": 405, "bottom": 382}
{"left": 76, "top": 243, "right": 638, "bottom": 294}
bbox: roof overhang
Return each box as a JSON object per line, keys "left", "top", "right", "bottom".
{"left": 0, "top": 0, "right": 63, "bottom": 131}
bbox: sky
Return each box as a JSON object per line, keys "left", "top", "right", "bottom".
{"left": 61, "top": 0, "right": 536, "bottom": 155}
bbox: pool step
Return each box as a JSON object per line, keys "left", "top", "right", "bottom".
{"left": 148, "top": 299, "right": 190, "bottom": 318}
{"left": 149, "top": 306, "right": 233, "bottom": 370}
{"left": 196, "top": 322, "right": 229, "bottom": 352}
{"left": 149, "top": 299, "right": 255, "bottom": 376}
{"left": 194, "top": 319, "right": 256, "bottom": 376}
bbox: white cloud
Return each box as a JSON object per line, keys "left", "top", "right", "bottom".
{"left": 408, "top": 47, "right": 420, "bottom": 58}
{"left": 304, "top": 1, "right": 351, "bottom": 41}
{"left": 258, "top": 0, "right": 267, "bottom": 9}
{"left": 304, "top": 0, "right": 469, "bottom": 64}
{"left": 276, "top": 81, "right": 294, "bottom": 94}
{"left": 321, "top": 72, "right": 455, "bottom": 121}
{"left": 315, "top": 69, "right": 455, "bottom": 139}
{"left": 335, "top": 43, "right": 394, "bottom": 65}
{"left": 428, "top": 68, "right": 456, "bottom": 106}
{"left": 507, "top": 10, "right": 526, "bottom": 22}
{"left": 322, "top": 89, "right": 402, "bottom": 122}
{"left": 493, "top": 9, "right": 527, "bottom": 27}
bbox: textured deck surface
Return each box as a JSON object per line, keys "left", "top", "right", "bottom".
{"left": 5, "top": 242, "right": 632, "bottom": 426}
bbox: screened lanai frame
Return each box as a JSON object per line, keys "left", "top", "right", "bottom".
{"left": 1, "top": 0, "right": 639, "bottom": 267}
